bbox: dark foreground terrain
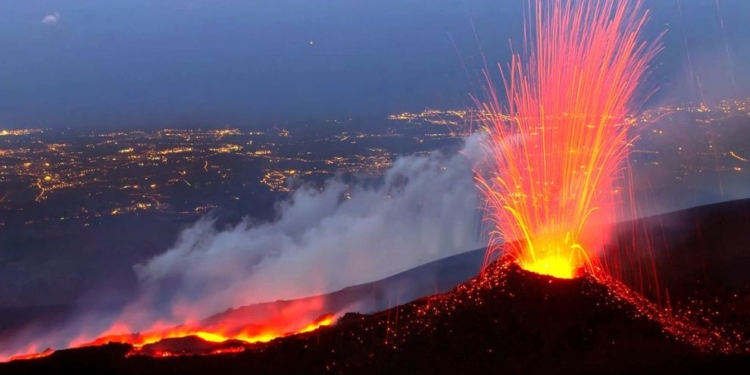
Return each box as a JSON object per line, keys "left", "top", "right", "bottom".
{"left": 2, "top": 199, "right": 750, "bottom": 374}
{"left": 2, "top": 262, "right": 749, "bottom": 375}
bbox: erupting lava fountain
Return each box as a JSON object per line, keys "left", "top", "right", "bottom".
{"left": 476, "top": 0, "right": 662, "bottom": 279}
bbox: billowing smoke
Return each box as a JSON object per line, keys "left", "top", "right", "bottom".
{"left": 130, "top": 134, "right": 484, "bottom": 323}
{"left": 0, "top": 133, "right": 485, "bottom": 361}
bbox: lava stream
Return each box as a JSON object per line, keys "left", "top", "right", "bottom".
{"left": 80, "top": 313, "right": 335, "bottom": 350}
{"left": 3, "top": 300, "right": 335, "bottom": 362}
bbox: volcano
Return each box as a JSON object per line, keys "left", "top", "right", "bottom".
{"left": 2, "top": 199, "right": 750, "bottom": 374}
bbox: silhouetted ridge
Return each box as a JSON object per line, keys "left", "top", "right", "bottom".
{"left": 5, "top": 259, "right": 749, "bottom": 374}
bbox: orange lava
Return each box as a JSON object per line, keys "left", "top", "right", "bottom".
{"left": 520, "top": 256, "right": 578, "bottom": 279}
{"left": 8, "top": 348, "right": 54, "bottom": 362}
{"left": 82, "top": 313, "right": 335, "bottom": 351}
{"left": 475, "top": 0, "right": 661, "bottom": 279}
{"left": 1, "top": 298, "right": 336, "bottom": 362}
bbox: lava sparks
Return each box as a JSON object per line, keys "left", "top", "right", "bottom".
{"left": 476, "top": 0, "right": 662, "bottom": 279}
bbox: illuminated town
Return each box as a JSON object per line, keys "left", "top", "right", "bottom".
{"left": 0, "top": 97, "right": 749, "bottom": 227}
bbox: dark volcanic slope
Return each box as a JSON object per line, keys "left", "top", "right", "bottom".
{"left": 613, "top": 197, "right": 750, "bottom": 300}
{"left": 3, "top": 199, "right": 750, "bottom": 374}
{"left": 0, "top": 244, "right": 484, "bottom": 344}
{"left": 609, "top": 198, "right": 750, "bottom": 338}
{"left": 191, "top": 246, "right": 483, "bottom": 331}
{"left": 3, "top": 260, "right": 749, "bottom": 375}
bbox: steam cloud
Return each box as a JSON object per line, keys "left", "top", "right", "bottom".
{"left": 0, "top": 134, "right": 484, "bottom": 358}
{"left": 129, "top": 133, "right": 485, "bottom": 324}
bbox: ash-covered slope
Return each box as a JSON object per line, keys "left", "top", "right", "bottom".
{"left": 3, "top": 259, "right": 748, "bottom": 375}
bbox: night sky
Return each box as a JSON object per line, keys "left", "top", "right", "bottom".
{"left": 0, "top": 0, "right": 748, "bottom": 127}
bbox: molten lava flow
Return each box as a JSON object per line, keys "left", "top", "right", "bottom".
{"left": 520, "top": 255, "right": 579, "bottom": 280}
{"left": 0, "top": 297, "right": 336, "bottom": 362}
{"left": 80, "top": 313, "right": 335, "bottom": 356}
{"left": 8, "top": 348, "right": 54, "bottom": 362}
{"left": 299, "top": 314, "right": 336, "bottom": 333}
{"left": 476, "top": 0, "right": 662, "bottom": 279}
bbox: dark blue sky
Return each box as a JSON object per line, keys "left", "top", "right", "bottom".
{"left": 0, "top": 0, "right": 747, "bottom": 128}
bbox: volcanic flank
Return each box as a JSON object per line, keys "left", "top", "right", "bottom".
{"left": 3, "top": 0, "right": 750, "bottom": 372}
{"left": 3, "top": 238, "right": 749, "bottom": 375}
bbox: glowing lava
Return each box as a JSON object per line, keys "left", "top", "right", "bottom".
{"left": 476, "top": 0, "right": 662, "bottom": 279}
{"left": 2, "top": 298, "right": 335, "bottom": 362}
{"left": 80, "top": 313, "right": 335, "bottom": 354}
{"left": 7, "top": 349, "right": 54, "bottom": 362}
{"left": 520, "top": 255, "right": 579, "bottom": 280}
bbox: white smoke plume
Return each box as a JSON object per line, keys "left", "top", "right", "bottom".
{"left": 130, "top": 133, "right": 485, "bottom": 323}
{"left": 0, "top": 134, "right": 485, "bottom": 359}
